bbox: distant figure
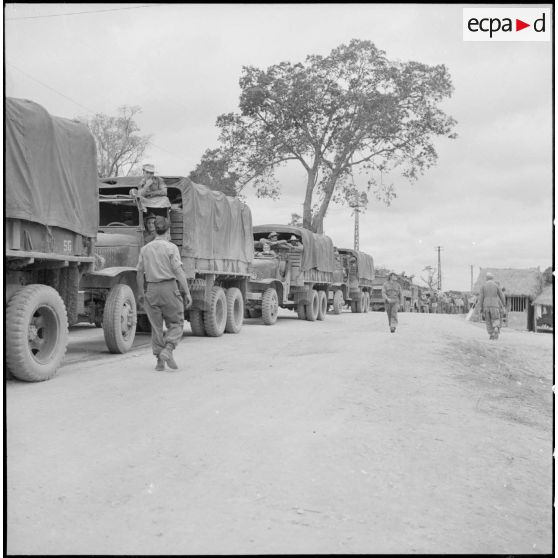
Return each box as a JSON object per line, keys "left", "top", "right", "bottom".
{"left": 381, "top": 272, "right": 404, "bottom": 333}
{"left": 130, "top": 163, "right": 167, "bottom": 199}
{"left": 478, "top": 272, "right": 506, "bottom": 340}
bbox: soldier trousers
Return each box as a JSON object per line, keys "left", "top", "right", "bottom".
{"left": 144, "top": 279, "right": 184, "bottom": 356}
{"left": 385, "top": 302, "right": 399, "bottom": 329}
{"left": 484, "top": 307, "right": 502, "bottom": 337}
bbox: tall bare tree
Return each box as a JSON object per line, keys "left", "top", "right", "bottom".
{"left": 207, "top": 39, "right": 457, "bottom": 232}
{"left": 80, "top": 105, "right": 151, "bottom": 178}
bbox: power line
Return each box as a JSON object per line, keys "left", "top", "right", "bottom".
{"left": 6, "top": 62, "right": 185, "bottom": 164}
{"left": 5, "top": 4, "right": 170, "bottom": 21}
{"left": 6, "top": 62, "right": 96, "bottom": 114}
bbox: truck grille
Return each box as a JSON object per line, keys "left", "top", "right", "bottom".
{"left": 95, "top": 246, "right": 128, "bottom": 269}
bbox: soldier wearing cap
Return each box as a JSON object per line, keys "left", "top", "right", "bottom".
{"left": 268, "top": 231, "right": 288, "bottom": 250}
{"left": 143, "top": 213, "right": 157, "bottom": 244}
{"left": 381, "top": 272, "right": 404, "bottom": 333}
{"left": 130, "top": 163, "right": 167, "bottom": 199}
{"left": 136, "top": 216, "right": 192, "bottom": 371}
{"left": 288, "top": 235, "right": 302, "bottom": 249}
{"left": 478, "top": 272, "right": 506, "bottom": 340}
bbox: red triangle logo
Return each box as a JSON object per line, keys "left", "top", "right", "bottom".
{"left": 516, "top": 19, "right": 530, "bottom": 31}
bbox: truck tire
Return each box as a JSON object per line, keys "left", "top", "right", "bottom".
{"left": 204, "top": 286, "right": 227, "bottom": 337}
{"left": 59, "top": 266, "right": 79, "bottom": 326}
{"left": 6, "top": 284, "right": 69, "bottom": 382}
{"left": 136, "top": 314, "right": 152, "bottom": 333}
{"left": 102, "top": 284, "right": 137, "bottom": 354}
{"left": 189, "top": 309, "right": 206, "bottom": 336}
{"left": 225, "top": 287, "right": 244, "bottom": 333}
{"left": 317, "top": 290, "right": 327, "bottom": 321}
{"left": 262, "top": 287, "right": 279, "bottom": 325}
{"left": 306, "top": 290, "right": 319, "bottom": 322}
{"left": 332, "top": 290, "right": 344, "bottom": 314}
{"left": 363, "top": 292, "right": 370, "bottom": 313}
{"left": 297, "top": 302, "right": 306, "bottom": 320}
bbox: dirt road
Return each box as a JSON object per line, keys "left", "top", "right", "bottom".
{"left": 6, "top": 310, "right": 553, "bottom": 554}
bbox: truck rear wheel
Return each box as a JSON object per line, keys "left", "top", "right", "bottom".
{"left": 189, "top": 309, "right": 206, "bottom": 336}
{"left": 262, "top": 287, "right": 279, "bottom": 325}
{"left": 225, "top": 287, "right": 244, "bottom": 333}
{"left": 306, "top": 290, "right": 319, "bottom": 322}
{"left": 332, "top": 290, "right": 344, "bottom": 314}
{"left": 103, "top": 284, "right": 136, "bottom": 354}
{"left": 204, "top": 286, "right": 227, "bottom": 337}
{"left": 317, "top": 290, "right": 327, "bottom": 321}
{"left": 6, "top": 284, "right": 69, "bottom": 382}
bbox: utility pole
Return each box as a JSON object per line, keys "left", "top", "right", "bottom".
{"left": 470, "top": 265, "right": 474, "bottom": 291}
{"left": 435, "top": 246, "right": 443, "bottom": 291}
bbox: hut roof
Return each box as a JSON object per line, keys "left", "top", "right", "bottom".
{"left": 533, "top": 285, "right": 553, "bottom": 307}
{"left": 473, "top": 267, "right": 543, "bottom": 299}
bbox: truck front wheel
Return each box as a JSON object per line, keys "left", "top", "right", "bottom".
{"left": 102, "top": 284, "right": 137, "bottom": 354}
{"left": 6, "top": 284, "right": 69, "bottom": 382}
{"left": 332, "top": 290, "right": 344, "bottom": 314}
{"left": 189, "top": 309, "right": 206, "bottom": 336}
{"left": 204, "top": 287, "right": 227, "bottom": 337}
{"left": 262, "top": 287, "right": 279, "bottom": 325}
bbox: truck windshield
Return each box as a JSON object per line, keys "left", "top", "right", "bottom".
{"left": 99, "top": 199, "right": 139, "bottom": 227}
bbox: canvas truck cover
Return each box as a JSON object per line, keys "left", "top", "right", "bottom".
{"left": 99, "top": 176, "right": 254, "bottom": 274}
{"left": 253, "top": 224, "right": 336, "bottom": 273}
{"left": 6, "top": 97, "right": 99, "bottom": 238}
{"left": 339, "top": 248, "right": 375, "bottom": 281}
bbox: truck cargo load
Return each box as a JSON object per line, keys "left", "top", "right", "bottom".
{"left": 6, "top": 97, "right": 98, "bottom": 239}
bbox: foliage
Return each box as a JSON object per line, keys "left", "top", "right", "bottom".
{"left": 542, "top": 266, "right": 552, "bottom": 285}
{"left": 189, "top": 148, "right": 238, "bottom": 196}
{"left": 288, "top": 213, "right": 303, "bottom": 227}
{"left": 211, "top": 39, "right": 457, "bottom": 232}
{"left": 421, "top": 265, "right": 439, "bottom": 290}
{"left": 80, "top": 106, "right": 151, "bottom": 178}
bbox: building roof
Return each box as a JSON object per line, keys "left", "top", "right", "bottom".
{"left": 533, "top": 284, "right": 553, "bottom": 307}
{"left": 473, "top": 267, "right": 543, "bottom": 299}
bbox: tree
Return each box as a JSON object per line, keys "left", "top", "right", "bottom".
{"left": 421, "top": 265, "right": 438, "bottom": 291}
{"left": 288, "top": 213, "right": 302, "bottom": 227}
{"left": 80, "top": 105, "right": 151, "bottom": 178}
{"left": 542, "top": 266, "right": 552, "bottom": 285}
{"left": 189, "top": 148, "right": 238, "bottom": 196}
{"left": 211, "top": 39, "right": 457, "bottom": 232}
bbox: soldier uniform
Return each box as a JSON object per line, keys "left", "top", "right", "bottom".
{"left": 478, "top": 272, "right": 506, "bottom": 340}
{"left": 136, "top": 216, "right": 192, "bottom": 370}
{"left": 130, "top": 163, "right": 167, "bottom": 199}
{"left": 381, "top": 273, "right": 404, "bottom": 333}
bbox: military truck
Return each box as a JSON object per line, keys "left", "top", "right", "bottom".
{"left": 79, "top": 176, "right": 254, "bottom": 351}
{"left": 5, "top": 98, "right": 98, "bottom": 381}
{"left": 328, "top": 248, "right": 375, "bottom": 314}
{"left": 246, "top": 225, "right": 335, "bottom": 324}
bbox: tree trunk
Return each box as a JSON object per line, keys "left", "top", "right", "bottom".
{"left": 302, "top": 170, "right": 316, "bottom": 230}
{"left": 311, "top": 174, "right": 339, "bottom": 234}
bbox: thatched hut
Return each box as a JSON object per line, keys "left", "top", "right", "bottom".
{"left": 472, "top": 268, "right": 543, "bottom": 331}
{"left": 533, "top": 285, "right": 553, "bottom": 332}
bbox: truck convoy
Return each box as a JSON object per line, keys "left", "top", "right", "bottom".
{"left": 329, "top": 248, "right": 375, "bottom": 314}
{"left": 5, "top": 97, "right": 99, "bottom": 381}
{"left": 246, "top": 225, "right": 336, "bottom": 324}
{"left": 79, "top": 176, "right": 254, "bottom": 351}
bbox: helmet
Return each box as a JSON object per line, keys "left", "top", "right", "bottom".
{"left": 268, "top": 231, "right": 278, "bottom": 239}
{"left": 486, "top": 272, "right": 494, "bottom": 280}
{"left": 142, "top": 163, "right": 155, "bottom": 173}
{"left": 289, "top": 235, "right": 298, "bottom": 241}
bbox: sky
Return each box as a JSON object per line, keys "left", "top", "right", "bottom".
{"left": 4, "top": 3, "right": 553, "bottom": 291}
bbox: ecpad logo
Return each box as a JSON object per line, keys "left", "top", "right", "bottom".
{"left": 463, "top": 8, "right": 551, "bottom": 41}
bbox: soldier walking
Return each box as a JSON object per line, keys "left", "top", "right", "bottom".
{"left": 478, "top": 272, "right": 506, "bottom": 340}
{"left": 136, "top": 216, "right": 192, "bottom": 370}
{"left": 382, "top": 272, "right": 404, "bottom": 333}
